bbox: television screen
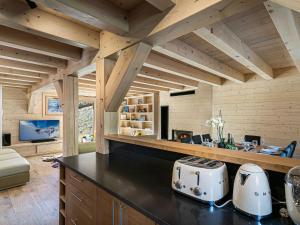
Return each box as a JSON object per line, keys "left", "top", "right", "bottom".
{"left": 19, "top": 120, "right": 60, "bottom": 141}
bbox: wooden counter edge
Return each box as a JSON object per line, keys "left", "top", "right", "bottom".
{"left": 104, "top": 134, "right": 300, "bottom": 173}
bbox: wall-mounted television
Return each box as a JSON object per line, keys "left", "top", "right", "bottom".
{"left": 19, "top": 120, "right": 60, "bottom": 142}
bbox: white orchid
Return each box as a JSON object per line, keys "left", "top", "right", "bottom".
{"left": 205, "top": 110, "right": 225, "bottom": 142}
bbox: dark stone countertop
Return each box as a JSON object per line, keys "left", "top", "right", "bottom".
{"left": 57, "top": 151, "right": 292, "bottom": 225}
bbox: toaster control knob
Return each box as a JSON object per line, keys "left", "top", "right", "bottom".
{"left": 175, "top": 181, "right": 182, "bottom": 190}
{"left": 193, "top": 187, "right": 202, "bottom": 196}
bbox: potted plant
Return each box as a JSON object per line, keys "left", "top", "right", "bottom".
{"left": 206, "top": 110, "right": 225, "bottom": 148}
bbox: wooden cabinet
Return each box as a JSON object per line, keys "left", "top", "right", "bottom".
{"left": 97, "top": 188, "right": 155, "bottom": 225}
{"left": 60, "top": 166, "right": 156, "bottom": 225}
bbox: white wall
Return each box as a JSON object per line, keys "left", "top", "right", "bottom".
{"left": 160, "top": 83, "right": 212, "bottom": 140}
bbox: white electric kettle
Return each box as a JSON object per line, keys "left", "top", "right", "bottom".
{"left": 233, "top": 163, "right": 272, "bottom": 220}
{"left": 285, "top": 166, "right": 300, "bottom": 224}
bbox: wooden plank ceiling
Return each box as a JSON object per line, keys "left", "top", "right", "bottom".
{"left": 0, "top": 0, "right": 298, "bottom": 98}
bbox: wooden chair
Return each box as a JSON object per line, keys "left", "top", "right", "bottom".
{"left": 192, "top": 135, "right": 202, "bottom": 145}
{"left": 281, "top": 141, "right": 297, "bottom": 158}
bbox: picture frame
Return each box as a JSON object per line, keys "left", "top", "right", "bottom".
{"left": 43, "top": 94, "right": 63, "bottom": 116}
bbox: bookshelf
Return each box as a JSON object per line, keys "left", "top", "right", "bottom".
{"left": 118, "top": 94, "right": 155, "bottom": 136}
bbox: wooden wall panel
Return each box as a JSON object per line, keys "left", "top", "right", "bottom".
{"left": 160, "top": 83, "right": 212, "bottom": 139}
{"left": 212, "top": 68, "right": 300, "bottom": 157}
{"left": 2, "top": 87, "right": 62, "bottom": 144}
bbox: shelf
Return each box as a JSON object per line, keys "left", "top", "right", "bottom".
{"left": 60, "top": 209, "right": 66, "bottom": 217}
{"left": 60, "top": 179, "right": 66, "bottom": 185}
{"left": 120, "top": 120, "right": 152, "bottom": 123}
{"left": 60, "top": 195, "right": 66, "bottom": 203}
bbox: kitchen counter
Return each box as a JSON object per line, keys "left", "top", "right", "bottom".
{"left": 57, "top": 150, "right": 291, "bottom": 225}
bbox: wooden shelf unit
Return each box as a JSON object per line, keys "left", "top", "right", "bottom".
{"left": 59, "top": 165, "right": 66, "bottom": 225}
{"left": 118, "top": 94, "right": 155, "bottom": 136}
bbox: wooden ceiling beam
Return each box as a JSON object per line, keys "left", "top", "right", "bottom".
{"left": 0, "top": 58, "right": 56, "bottom": 74}
{"left": 100, "top": 0, "right": 262, "bottom": 58}
{"left": 30, "top": 49, "right": 98, "bottom": 93}
{"left": 270, "top": 0, "right": 300, "bottom": 13}
{"left": 0, "top": 45, "right": 67, "bottom": 69}
{"left": 34, "top": 0, "right": 128, "bottom": 34}
{"left": 135, "top": 76, "right": 184, "bottom": 90}
{"left": 139, "top": 67, "right": 198, "bottom": 88}
{"left": 131, "top": 82, "right": 170, "bottom": 92}
{"left": 194, "top": 22, "right": 274, "bottom": 80}
{"left": 144, "top": 52, "right": 222, "bottom": 86}
{"left": 0, "top": 74, "right": 40, "bottom": 83}
{"left": 265, "top": 1, "right": 300, "bottom": 72}
{"left": 0, "top": 67, "right": 48, "bottom": 79}
{"left": 130, "top": 87, "right": 159, "bottom": 93}
{"left": 105, "top": 43, "right": 152, "bottom": 112}
{"left": 1, "top": 84, "right": 28, "bottom": 89}
{"left": 145, "top": 0, "right": 175, "bottom": 11}
{"left": 0, "top": 25, "right": 82, "bottom": 61}
{"left": 80, "top": 74, "right": 96, "bottom": 81}
{"left": 0, "top": 79, "right": 32, "bottom": 86}
{"left": 154, "top": 40, "right": 246, "bottom": 83}
{"left": 79, "top": 82, "right": 96, "bottom": 88}
{"left": 0, "top": 0, "right": 99, "bottom": 48}
{"left": 78, "top": 79, "right": 96, "bottom": 85}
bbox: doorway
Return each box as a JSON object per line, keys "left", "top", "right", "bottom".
{"left": 160, "top": 106, "right": 169, "bottom": 140}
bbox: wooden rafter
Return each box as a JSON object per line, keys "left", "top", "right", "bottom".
{"left": 0, "top": 45, "right": 67, "bottom": 69}
{"left": 0, "top": 67, "right": 48, "bottom": 79}
{"left": 0, "top": 58, "right": 56, "bottom": 74}
{"left": 80, "top": 74, "right": 96, "bottom": 81}
{"left": 153, "top": 40, "right": 246, "bottom": 83}
{"left": 78, "top": 79, "right": 96, "bottom": 86}
{"left": 0, "top": 25, "right": 82, "bottom": 61}
{"left": 139, "top": 67, "right": 199, "bottom": 88}
{"left": 265, "top": 1, "right": 300, "bottom": 72}
{"left": 100, "top": 0, "right": 262, "bottom": 57}
{"left": 105, "top": 42, "right": 152, "bottom": 112}
{"left": 130, "top": 87, "right": 159, "bottom": 93}
{"left": 34, "top": 0, "right": 129, "bottom": 34}
{"left": 0, "top": 79, "right": 31, "bottom": 86}
{"left": 0, "top": 74, "right": 40, "bottom": 83}
{"left": 270, "top": 0, "right": 300, "bottom": 13}
{"left": 145, "top": 0, "right": 175, "bottom": 11}
{"left": 0, "top": 0, "right": 100, "bottom": 48}
{"left": 194, "top": 22, "right": 274, "bottom": 80}
{"left": 30, "top": 49, "right": 98, "bottom": 93}
{"left": 135, "top": 76, "right": 184, "bottom": 90}
{"left": 131, "top": 82, "right": 169, "bottom": 92}
{"left": 144, "top": 52, "right": 222, "bottom": 86}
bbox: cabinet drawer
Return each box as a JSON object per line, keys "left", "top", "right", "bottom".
{"left": 66, "top": 184, "right": 96, "bottom": 220}
{"left": 66, "top": 168, "right": 96, "bottom": 198}
{"left": 66, "top": 197, "right": 94, "bottom": 225}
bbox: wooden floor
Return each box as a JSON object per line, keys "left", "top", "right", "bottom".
{"left": 0, "top": 156, "right": 59, "bottom": 225}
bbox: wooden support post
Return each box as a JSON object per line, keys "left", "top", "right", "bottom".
{"left": 153, "top": 92, "right": 160, "bottom": 138}
{"left": 95, "top": 58, "right": 114, "bottom": 154}
{"left": 63, "top": 74, "right": 78, "bottom": 156}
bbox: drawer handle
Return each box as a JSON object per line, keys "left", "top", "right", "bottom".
{"left": 71, "top": 175, "right": 83, "bottom": 183}
{"left": 119, "top": 204, "right": 123, "bottom": 225}
{"left": 71, "top": 192, "right": 82, "bottom": 202}
{"left": 71, "top": 218, "right": 77, "bottom": 225}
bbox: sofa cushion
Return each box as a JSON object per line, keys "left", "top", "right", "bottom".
{"left": 0, "top": 152, "right": 21, "bottom": 161}
{"left": 0, "top": 157, "right": 30, "bottom": 177}
{"left": 0, "top": 149, "right": 17, "bottom": 155}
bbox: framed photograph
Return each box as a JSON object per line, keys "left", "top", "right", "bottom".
{"left": 43, "top": 94, "right": 63, "bottom": 116}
